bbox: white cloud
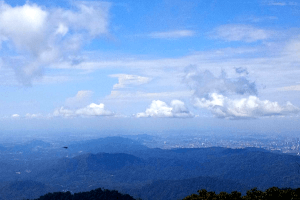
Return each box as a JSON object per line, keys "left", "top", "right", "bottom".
{"left": 184, "top": 67, "right": 257, "bottom": 97}
{"left": 110, "top": 74, "right": 151, "bottom": 89}
{"left": 212, "top": 24, "right": 271, "bottom": 42}
{"left": 136, "top": 100, "right": 194, "bottom": 118}
{"left": 279, "top": 85, "right": 300, "bottom": 91}
{"left": 0, "top": 1, "right": 110, "bottom": 85}
{"left": 53, "top": 107, "right": 74, "bottom": 118}
{"left": 53, "top": 103, "right": 114, "bottom": 118}
{"left": 11, "top": 114, "right": 20, "bottom": 118}
{"left": 106, "top": 90, "right": 193, "bottom": 100}
{"left": 65, "top": 90, "right": 93, "bottom": 107}
{"left": 25, "top": 113, "right": 43, "bottom": 119}
{"left": 148, "top": 30, "right": 195, "bottom": 39}
{"left": 55, "top": 23, "right": 68, "bottom": 36}
{"left": 194, "top": 93, "right": 299, "bottom": 119}
{"left": 0, "top": 3, "right": 47, "bottom": 53}
{"left": 184, "top": 68, "right": 300, "bottom": 119}
{"left": 47, "top": 36, "right": 300, "bottom": 101}
{"left": 75, "top": 103, "right": 113, "bottom": 116}
{"left": 52, "top": 1, "right": 110, "bottom": 37}
{"left": 282, "top": 37, "right": 300, "bottom": 62}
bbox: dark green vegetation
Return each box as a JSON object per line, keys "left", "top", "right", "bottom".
{"left": 29, "top": 188, "right": 135, "bottom": 200}
{"left": 0, "top": 136, "right": 300, "bottom": 200}
{"left": 183, "top": 187, "right": 300, "bottom": 200}
{"left": 28, "top": 186, "right": 300, "bottom": 200}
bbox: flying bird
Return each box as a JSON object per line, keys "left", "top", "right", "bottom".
{"left": 63, "top": 146, "right": 68, "bottom": 149}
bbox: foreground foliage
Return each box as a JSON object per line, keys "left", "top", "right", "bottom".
{"left": 29, "top": 188, "right": 136, "bottom": 200}
{"left": 183, "top": 187, "right": 300, "bottom": 200}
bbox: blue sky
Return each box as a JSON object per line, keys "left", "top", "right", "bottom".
{"left": 0, "top": 0, "right": 300, "bottom": 134}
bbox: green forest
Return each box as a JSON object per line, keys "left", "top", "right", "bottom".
{"left": 29, "top": 187, "right": 300, "bottom": 200}
{"left": 29, "top": 188, "right": 136, "bottom": 200}
{"left": 183, "top": 187, "right": 300, "bottom": 200}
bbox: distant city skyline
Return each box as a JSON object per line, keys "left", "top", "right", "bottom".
{"left": 0, "top": 0, "right": 300, "bottom": 133}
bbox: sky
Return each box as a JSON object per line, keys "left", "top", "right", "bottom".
{"left": 0, "top": 0, "right": 300, "bottom": 135}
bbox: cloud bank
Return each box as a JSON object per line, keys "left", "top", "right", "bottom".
{"left": 53, "top": 103, "right": 114, "bottom": 117}
{"left": 194, "top": 93, "right": 299, "bottom": 119}
{"left": 136, "top": 100, "right": 194, "bottom": 118}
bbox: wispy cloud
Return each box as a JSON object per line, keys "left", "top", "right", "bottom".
{"left": 106, "top": 91, "right": 193, "bottom": 101}
{"left": 269, "top": 2, "right": 287, "bottom": 6}
{"left": 267, "top": 1, "right": 298, "bottom": 6}
{"left": 279, "top": 85, "right": 300, "bottom": 91}
{"left": 148, "top": 30, "right": 195, "bottom": 39}
{"left": 25, "top": 113, "right": 43, "bottom": 119}
{"left": 109, "top": 74, "right": 151, "bottom": 89}
{"left": 244, "top": 16, "right": 278, "bottom": 23}
{"left": 212, "top": 24, "right": 271, "bottom": 42}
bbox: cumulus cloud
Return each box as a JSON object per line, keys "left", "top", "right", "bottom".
{"left": 184, "top": 66, "right": 257, "bottom": 98}
{"left": 136, "top": 100, "right": 194, "bottom": 118}
{"left": 212, "top": 24, "right": 271, "bottom": 42}
{"left": 0, "top": 1, "right": 110, "bottom": 85}
{"left": 148, "top": 30, "right": 195, "bottom": 39}
{"left": 75, "top": 103, "right": 113, "bottom": 116}
{"left": 53, "top": 103, "right": 114, "bottom": 117}
{"left": 185, "top": 67, "right": 299, "bottom": 119}
{"left": 194, "top": 93, "right": 299, "bottom": 119}
{"left": 110, "top": 74, "right": 151, "bottom": 89}
{"left": 65, "top": 90, "right": 93, "bottom": 107}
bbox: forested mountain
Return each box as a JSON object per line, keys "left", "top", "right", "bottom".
{"left": 183, "top": 187, "right": 300, "bottom": 200}
{"left": 0, "top": 180, "right": 56, "bottom": 200}
{"left": 128, "top": 176, "right": 249, "bottom": 200}
{"left": 0, "top": 136, "right": 300, "bottom": 200}
{"left": 30, "top": 187, "right": 300, "bottom": 200}
{"left": 30, "top": 188, "right": 135, "bottom": 200}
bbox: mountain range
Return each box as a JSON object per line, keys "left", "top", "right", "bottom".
{"left": 0, "top": 136, "right": 300, "bottom": 200}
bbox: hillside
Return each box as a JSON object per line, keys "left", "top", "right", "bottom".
{"left": 0, "top": 136, "right": 300, "bottom": 200}
{"left": 30, "top": 188, "right": 135, "bottom": 200}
